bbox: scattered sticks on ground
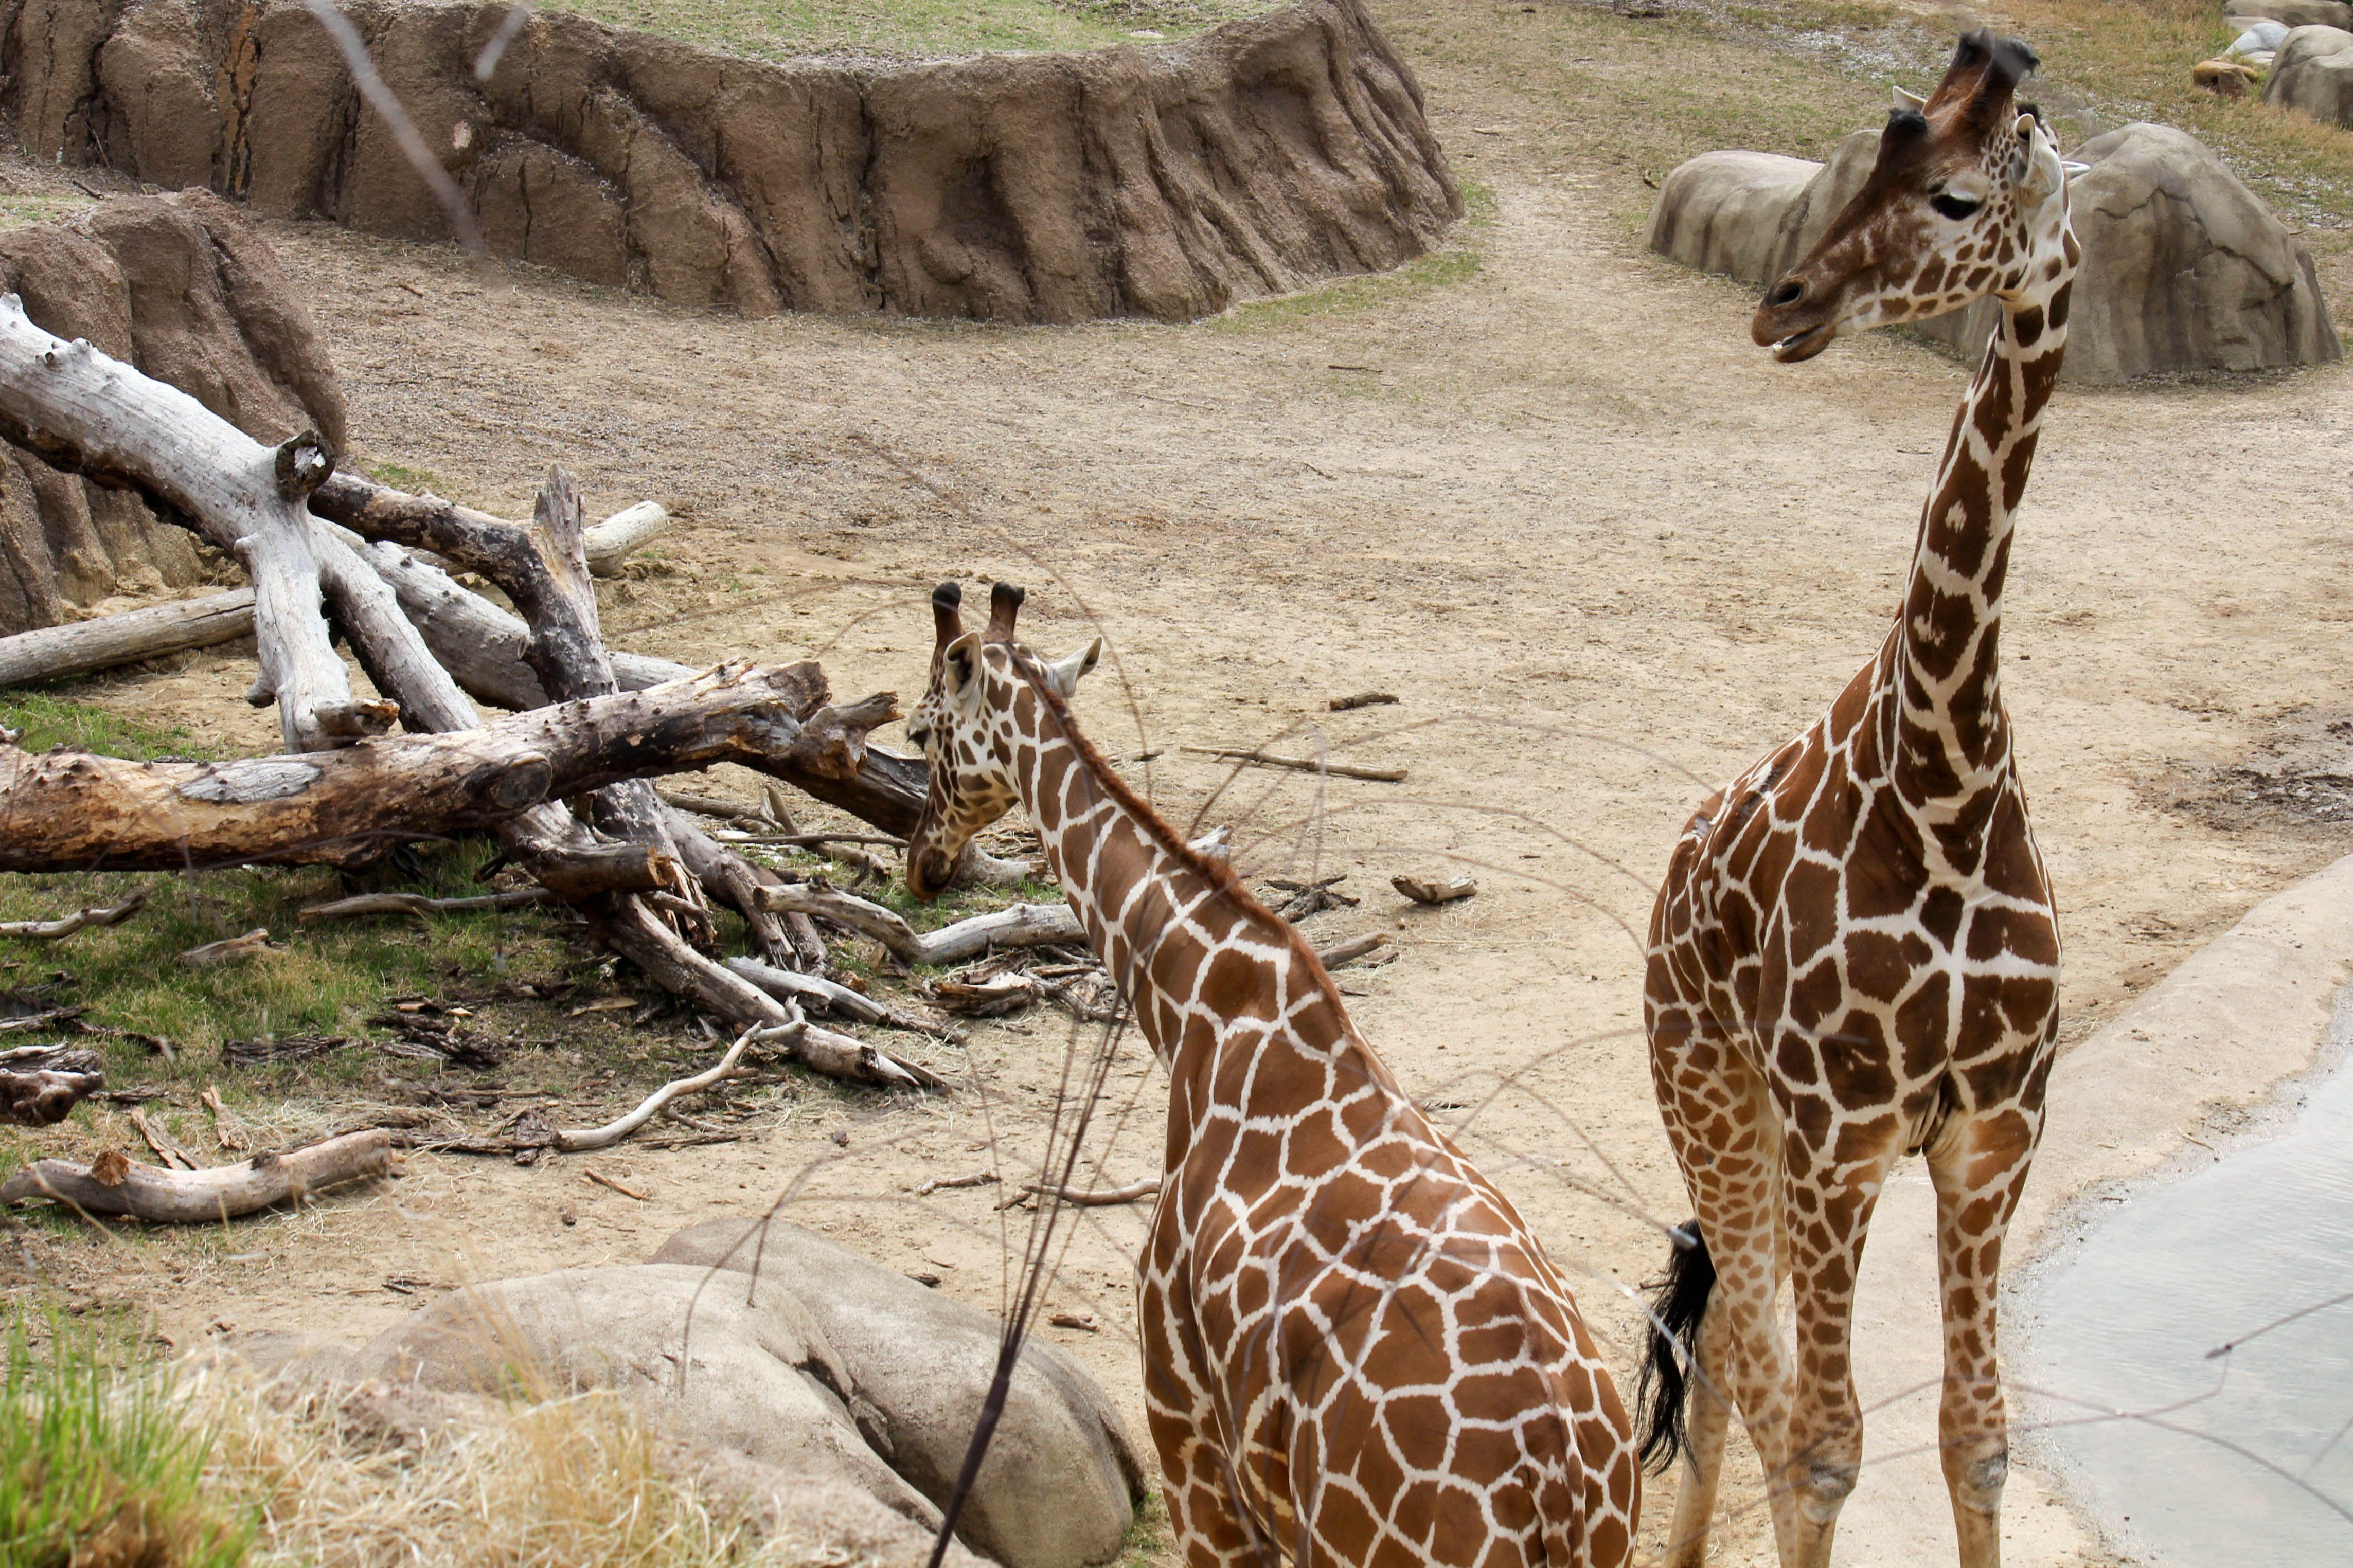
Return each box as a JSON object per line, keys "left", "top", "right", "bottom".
{"left": 179, "top": 929, "right": 284, "bottom": 966}
{"left": 1179, "top": 744, "right": 1407, "bottom": 783}
{"left": 0, "top": 890, "right": 149, "bottom": 941}
{"left": 221, "top": 1034, "right": 354, "bottom": 1068}
{"left": 1328, "top": 691, "right": 1399, "bottom": 711}
{"left": 1393, "top": 874, "right": 1477, "bottom": 905}
{"left": 1014, "top": 1177, "right": 1160, "bottom": 1207}
{"left": 129, "top": 1107, "right": 204, "bottom": 1170}
{"left": 1264, "top": 875, "right": 1357, "bottom": 922}
{"left": 915, "top": 1169, "right": 999, "bottom": 1196}
{"left": 752, "top": 883, "right": 1083, "bottom": 968}
{"left": 584, "top": 1167, "right": 650, "bottom": 1201}
{"left": 1314, "top": 932, "right": 1395, "bottom": 969}
{"left": 300, "top": 889, "right": 556, "bottom": 923}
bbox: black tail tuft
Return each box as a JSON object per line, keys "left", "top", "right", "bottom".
{"left": 1634, "top": 1221, "right": 1717, "bottom": 1476}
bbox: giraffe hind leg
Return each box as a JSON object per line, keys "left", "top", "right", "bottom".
{"left": 1637, "top": 1227, "right": 1733, "bottom": 1568}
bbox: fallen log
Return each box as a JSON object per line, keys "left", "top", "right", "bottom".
{"left": 319, "top": 496, "right": 934, "bottom": 839}
{"left": 0, "top": 298, "right": 383, "bottom": 752}
{"left": 0, "top": 662, "right": 830, "bottom": 873}
{"left": 328, "top": 521, "right": 691, "bottom": 708}
{"left": 0, "top": 1043, "right": 103, "bottom": 1125}
{"left": 0, "top": 890, "right": 148, "bottom": 939}
{"left": 584, "top": 500, "right": 669, "bottom": 576}
{"left": 0, "top": 1128, "right": 399, "bottom": 1221}
{"left": 750, "top": 884, "right": 1084, "bottom": 967}
{"left": 0, "top": 590, "right": 255, "bottom": 688}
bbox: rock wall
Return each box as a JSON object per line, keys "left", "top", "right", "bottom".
{"left": 1648, "top": 121, "right": 2342, "bottom": 383}
{"left": 0, "top": 190, "right": 346, "bottom": 636}
{"left": 1, "top": 0, "right": 1461, "bottom": 323}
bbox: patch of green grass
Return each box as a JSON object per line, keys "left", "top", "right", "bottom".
{"left": 1110, "top": 1489, "right": 1175, "bottom": 1568}
{"left": 1217, "top": 239, "right": 1486, "bottom": 332}
{"left": 0, "top": 690, "right": 215, "bottom": 760}
{"left": 551, "top": 0, "right": 1269, "bottom": 63}
{"left": 0, "top": 843, "right": 573, "bottom": 1069}
{"left": 0, "top": 193, "right": 98, "bottom": 233}
{"left": 1, "top": 1303, "right": 254, "bottom": 1568}
{"left": 364, "top": 459, "right": 445, "bottom": 495}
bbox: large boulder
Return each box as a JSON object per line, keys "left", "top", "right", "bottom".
{"left": 353, "top": 1263, "right": 951, "bottom": 1535}
{"left": 2225, "top": 0, "right": 2353, "bottom": 31}
{"left": 653, "top": 1218, "right": 1146, "bottom": 1568}
{"left": 2266, "top": 24, "right": 2353, "bottom": 124}
{"left": 0, "top": 190, "right": 345, "bottom": 635}
{"left": 4, "top": 0, "right": 1459, "bottom": 326}
{"left": 1643, "top": 151, "right": 1821, "bottom": 286}
{"left": 1647, "top": 121, "right": 2341, "bottom": 382}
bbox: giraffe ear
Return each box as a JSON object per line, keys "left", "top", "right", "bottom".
{"left": 941, "top": 631, "right": 985, "bottom": 711}
{"left": 1892, "top": 84, "right": 1926, "bottom": 112}
{"left": 1041, "top": 636, "right": 1102, "bottom": 698}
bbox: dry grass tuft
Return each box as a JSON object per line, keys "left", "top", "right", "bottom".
{"left": 198, "top": 1370, "right": 795, "bottom": 1568}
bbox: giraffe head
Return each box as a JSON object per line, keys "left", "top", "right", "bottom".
{"left": 903, "top": 580, "right": 1102, "bottom": 900}
{"left": 1753, "top": 29, "right": 2081, "bottom": 363}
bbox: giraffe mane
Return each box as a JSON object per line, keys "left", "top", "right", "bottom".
{"left": 1002, "top": 643, "right": 1357, "bottom": 1016}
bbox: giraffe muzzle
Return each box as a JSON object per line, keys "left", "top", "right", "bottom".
{"left": 1767, "top": 321, "right": 1836, "bottom": 363}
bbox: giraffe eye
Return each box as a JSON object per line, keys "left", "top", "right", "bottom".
{"left": 1930, "top": 192, "right": 1982, "bottom": 221}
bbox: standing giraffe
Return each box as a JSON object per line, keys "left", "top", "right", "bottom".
{"left": 1638, "top": 31, "right": 2078, "bottom": 1568}
{"left": 903, "top": 581, "right": 1641, "bottom": 1568}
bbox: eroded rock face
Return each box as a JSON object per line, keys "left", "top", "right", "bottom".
{"left": 0, "top": 190, "right": 345, "bottom": 634}
{"left": 1647, "top": 121, "right": 2341, "bottom": 382}
{"left": 4, "top": 0, "right": 1459, "bottom": 325}
{"left": 2266, "top": 24, "right": 2353, "bottom": 125}
{"left": 654, "top": 1218, "right": 1146, "bottom": 1568}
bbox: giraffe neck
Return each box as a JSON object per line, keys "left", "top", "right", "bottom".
{"left": 1876, "top": 276, "right": 2070, "bottom": 824}
{"left": 997, "top": 671, "right": 1340, "bottom": 1080}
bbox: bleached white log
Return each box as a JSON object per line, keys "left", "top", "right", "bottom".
{"left": 0, "top": 296, "right": 384, "bottom": 751}
{"left": 1, "top": 1130, "right": 400, "bottom": 1221}
{"left": 0, "top": 590, "right": 255, "bottom": 687}
{"left": 584, "top": 500, "right": 669, "bottom": 577}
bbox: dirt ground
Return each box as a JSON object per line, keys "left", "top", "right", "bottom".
{"left": 14, "top": 2, "right": 2353, "bottom": 1563}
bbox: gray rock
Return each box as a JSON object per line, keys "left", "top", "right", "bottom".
{"left": 653, "top": 1218, "right": 1146, "bottom": 1568}
{"left": 2225, "top": 0, "right": 2352, "bottom": 31}
{"left": 1643, "top": 150, "right": 1821, "bottom": 286}
{"left": 353, "top": 1262, "right": 949, "bottom": 1538}
{"left": 2062, "top": 122, "right": 2342, "bottom": 380}
{"left": 1645, "top": 121, "right": 2340, "bottom": 381}
{"left": 2266, "top": 24, "right": 2353, "bottom": 124}
{"left": 2228, "top": 20, "right": 2291, "bottom": 53}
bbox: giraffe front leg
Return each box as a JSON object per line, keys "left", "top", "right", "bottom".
{"left": 1925, "top": 1103, "right": 2039, "bottom": 1568}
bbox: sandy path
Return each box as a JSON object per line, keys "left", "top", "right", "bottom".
{"left": 43, "top": 11, "right": 2353, "bottom": 1563}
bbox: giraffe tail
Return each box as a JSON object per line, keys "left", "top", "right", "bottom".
{"left": 1634, "top": 1220, "right": 1715, "bottom": 1475}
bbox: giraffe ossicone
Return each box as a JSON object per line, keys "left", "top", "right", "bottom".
{"left": 904, "top": 581, "right": 1642, "bottom": 1568}
{"left": 1642, "top": 27, "right": 2074, "bottom": 1568}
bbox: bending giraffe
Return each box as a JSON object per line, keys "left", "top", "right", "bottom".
{"left": 903, "top": 581, "right": 1641, "bottom": 1568}
{"left": 1638, "top": 31, "right": 2078, "bottom": 1568}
